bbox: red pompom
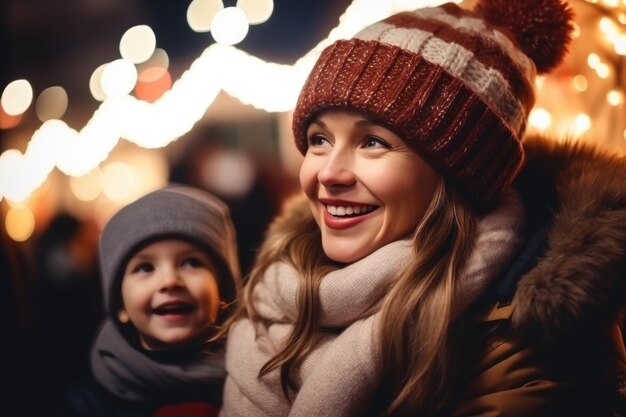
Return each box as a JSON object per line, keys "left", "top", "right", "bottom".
{"left": 475, "top": 0, "right": 575, "bottom": 74}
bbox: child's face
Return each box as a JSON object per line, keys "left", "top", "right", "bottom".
{"left": 119, "top": 239, "right": 221, "bottom": 350}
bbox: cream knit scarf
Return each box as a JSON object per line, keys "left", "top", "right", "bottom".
{"left": 222, "top": 191, "right": 525, "bottom": 417}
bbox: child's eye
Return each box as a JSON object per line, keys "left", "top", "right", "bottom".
{"left": 133, "top": 262, "right": 154, "bottom": 273}
{"left": 364, "top": 136, "right": 389, "bottom": 149}
{"left": 182, "top": 257, "right": 204, "bottom": 268}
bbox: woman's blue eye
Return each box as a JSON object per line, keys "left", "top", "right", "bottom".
{"left": 364, "top": 136, "right": 388, "bottom": 149}
{"left": 307, "top": 134, "right": 328, "bottom": 147}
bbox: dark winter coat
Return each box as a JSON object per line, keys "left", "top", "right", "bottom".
{"left": 446, "top": 135, "right": 626, "bottom": 416}
{"left": 56, "top": 375, "right": 221, "bottom": 417}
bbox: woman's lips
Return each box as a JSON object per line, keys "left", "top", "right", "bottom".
{"left": 322, "top": 202, "right": 379, "bottom": 230}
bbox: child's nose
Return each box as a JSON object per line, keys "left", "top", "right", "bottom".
{"left": 158, "top": 266, "right": 183, "bottom": 290}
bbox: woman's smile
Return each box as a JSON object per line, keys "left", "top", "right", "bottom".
{"left": 321, "top": 198, "right": 379, "bottom": 229}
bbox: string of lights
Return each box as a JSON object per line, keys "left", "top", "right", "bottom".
{"left": 1, "top": 0, "right": 625, "bottom": 241}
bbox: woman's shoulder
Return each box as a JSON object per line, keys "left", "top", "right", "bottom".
{"left": 450, "top": 316, "right": 626, "bottom": 417}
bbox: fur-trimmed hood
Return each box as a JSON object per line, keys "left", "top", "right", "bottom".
{"left": 512, "top": 135, "right": 626, "bottom": 345}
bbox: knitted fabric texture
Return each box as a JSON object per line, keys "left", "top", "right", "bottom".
{"left": 98, "top": 184, "right": 240, "bottom": 319}
{"left": 222, "top": 190, "right": 526, "bottom": 417}
{"left": 292, "top": 0, "right": 574, "bottom": 206}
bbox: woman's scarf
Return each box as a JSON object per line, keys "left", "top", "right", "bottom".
{"left": 222, "top": 190, "right": 526, "bottom": 417}
{"left": 91, "top": 319, "right": 225, "bottom": 402}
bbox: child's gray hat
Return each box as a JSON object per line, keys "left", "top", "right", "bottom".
{"left": 98, "top": 184, "right": 241, "bottom": 320}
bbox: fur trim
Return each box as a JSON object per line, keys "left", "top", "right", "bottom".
{"left": 512, "top": 135, "right": 626, "bottom": 345}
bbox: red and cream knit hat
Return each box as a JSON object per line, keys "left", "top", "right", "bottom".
{"left": 292, "top": 0, "right": 574, "bottom": 206}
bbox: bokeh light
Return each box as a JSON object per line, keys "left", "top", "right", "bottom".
{"left": 529, "top": 108, "right": 553, "bottom": 130}
{"left": 607, "top": 89, "right": 624, "bottom": 106}
{"left": 89, "top": 64, "right": 108, "bottom": 101}
{"left": 572, "top": 74, "right": 588, "bottom": 92}
{"left": 0, "top": 106, "right": 22, "bottom": 129}
{"left": 35, "top": 86, "right": 69, "bottom": 121}
{"left": 573, "top": 113, "right": 592, "bottom": 135}
{"left": 5, "top": 205, "right": 36, "bottom": 242}
{"left": 201, "top": 150, "right": 255, "bottom": 198}
{"left": 136, "top": 48, "right": 169, "bottom": 75}
{"left": 211, "top": 7, "right": 249, "bottom": 45}
{"left": 100, "top": 161, "right": 139, "bottom": 203}
{"left": 237, "top": 0, "right": 274, "bottom": 24}
{"left": 187, "top": 0, "right": 224, "bottom": 32}
{"left": 69, "top": 168, "right": 102, "bottom": 202}
{"left": 101, "top": 59, "right": 138, "bottom": 97}
{"left": 120, "top": 25, "right": 157, "bottom": 64}
{"left": 1, "top": 79, "right": 34, "bottom": 116}
{"left": 0, "top": 149, "right": 30, "bottom": 203}
{"left": 135, "top": 68, "right": 172, "bottom": 102}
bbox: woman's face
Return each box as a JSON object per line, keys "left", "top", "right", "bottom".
{"left": 299, "top": 109, "right": 441, "bottom": 263}
{"left": 119, "top": 239, "right": 221, "bottom": 350}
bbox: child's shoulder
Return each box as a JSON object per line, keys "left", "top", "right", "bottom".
{"left": 55, "top": 376, "right": 118, "bottom": 417}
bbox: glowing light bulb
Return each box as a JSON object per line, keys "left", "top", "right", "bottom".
{"left": 572, "top": 75, "right": 588, "bottom": 92}
{"left": 120, "top": 25, "right": 157, "bottom": 64}
{"left": 1, "top": 79, "right": 33, "bottom": 116}
{"left": 187, "top": 0, "right": 224, "bottom": 32}
{"left": 101, "top": 59, "right": 137, "bottom": 97}
{"left": 607, "top": 90, "right": 623, "bottom": 106}
{"left": 211, "top": 7, "right": 249, "bottom": 45}
{"left": 237, "top": 0, "right": 274, "bottom": 24}
{"left": 529, "top": 108, "right": 553, "bottom": 130}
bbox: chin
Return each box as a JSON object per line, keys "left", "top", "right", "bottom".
{"left": 323, "top": 243, "right": 368, "bottom": 264}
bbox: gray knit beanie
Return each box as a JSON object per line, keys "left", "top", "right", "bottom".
{"left": 98, "top": 184, "right": 241, "bottom": 322}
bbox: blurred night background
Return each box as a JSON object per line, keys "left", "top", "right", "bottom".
{"left": 2, "top": 0, "right": 626, "bottom": 415}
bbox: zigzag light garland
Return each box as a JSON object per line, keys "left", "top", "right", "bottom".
{"left": 0, "top": 0, "right": 447, "bottom": 203}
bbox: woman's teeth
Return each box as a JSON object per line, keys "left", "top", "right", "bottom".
{"left": 326, "top": 205, "right": 375, "bottom": 217}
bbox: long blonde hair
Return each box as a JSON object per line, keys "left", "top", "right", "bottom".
{"left": 379, "top": 180, "right": 477, "bottom": 416}
{"left": 228, "top": 180, "right": 478, "bottom": 414}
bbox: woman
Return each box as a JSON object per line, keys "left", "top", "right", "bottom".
{"left": 222, "top": 0, "right": 626, "bottom": 415}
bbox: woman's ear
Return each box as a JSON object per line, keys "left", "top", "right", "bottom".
{"left": 118, "top": 309, "right": 130, "bottom": 324}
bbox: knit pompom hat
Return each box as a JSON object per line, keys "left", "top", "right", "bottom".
{"left": 98, "top": 184, "right": 241, "bottom": 323}
{"left": 292, "top": 0, "right": 574, "bottom": 206}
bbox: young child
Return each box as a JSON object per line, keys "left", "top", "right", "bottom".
{"left": 57, "top": 184, "right": 240, "bottom": 417}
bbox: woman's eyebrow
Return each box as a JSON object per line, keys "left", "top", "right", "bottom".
{"left": 309, "top": 118, "right": 327, "bottom": 129}
{"left": 354, "top": 119, "right": 378, "bottom": 128}
{"left": 309, "top": 117, "right": 376, "bottom": 129}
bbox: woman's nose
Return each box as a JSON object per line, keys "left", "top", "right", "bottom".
{"left": 317, "top": 149, "right": 356, "bottom": 187}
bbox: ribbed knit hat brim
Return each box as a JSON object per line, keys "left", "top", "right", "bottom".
{"left": 292, "top": 39, "right": 524, "bottom": 205}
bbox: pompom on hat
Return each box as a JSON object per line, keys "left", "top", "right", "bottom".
{"left": 292, "top": 0, "right": 574, "bottom": 206}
